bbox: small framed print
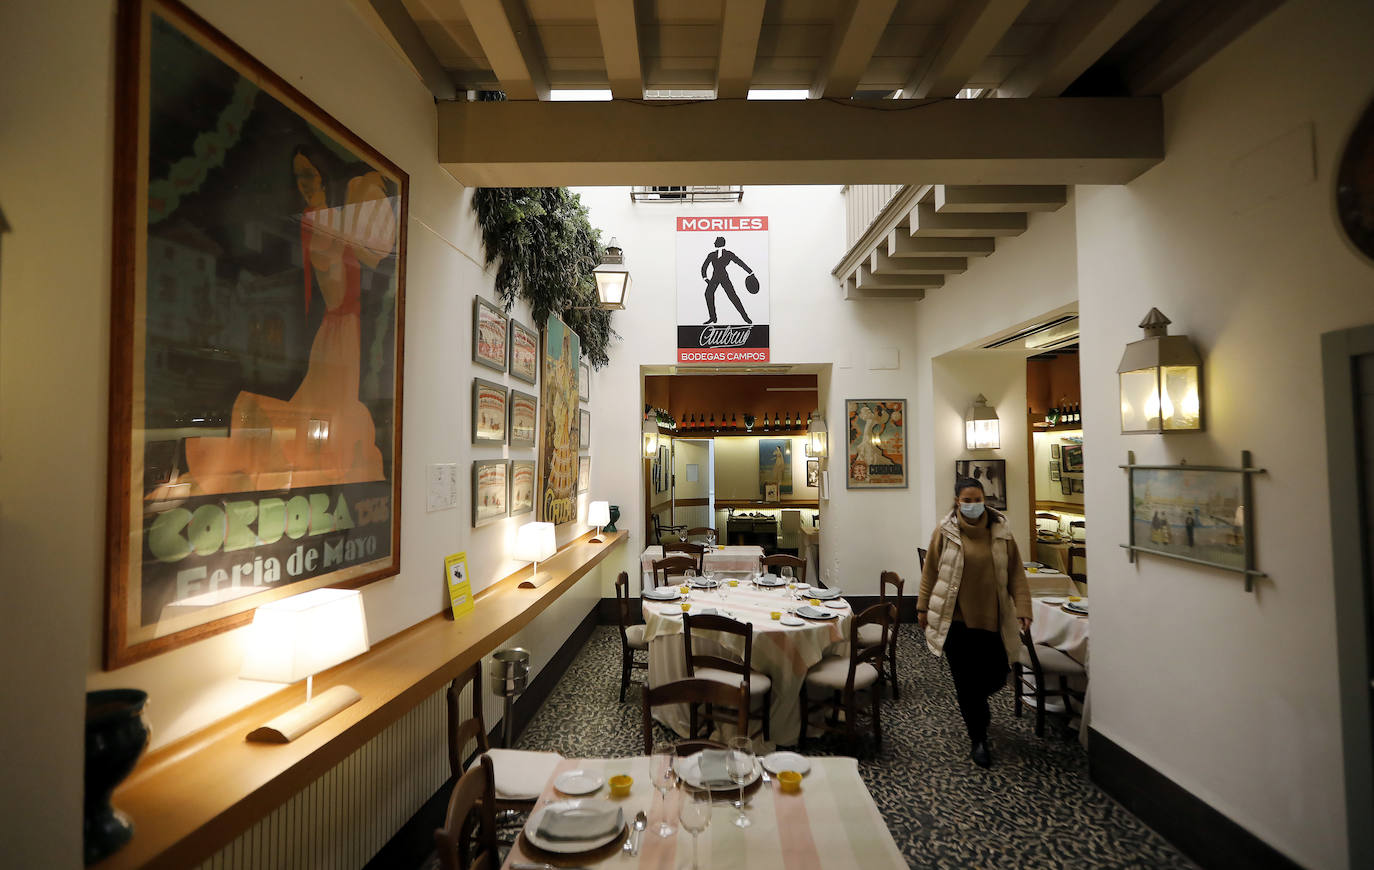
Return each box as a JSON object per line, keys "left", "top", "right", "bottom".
{"left": 510, "top": 459, "right": 535, "bottom": 517}
{"left": 579, "top": 360, "right": 591, "bottom": 402}
{"left": 1049, "top": 460, "right": 1062, "bottom": 481}
{"left": 1060, "top": 474, "right": 1073, "bottom": 497}
{"left": 577, "top": 455, "right": 590, "bottom": 493}
{"left": 472, "top": 459, "right": 509, "bottom": 527}
{"left": 1051, "top": 443, "right": 1061, "bottom": 459}
{"left": 807, "top": 458, "right": 819, "bottom": 487}
{"left": 473, "top": 296, "right": 508, "bottom": 372}
{"left": 509, "top": 389, "right": 537, "bottom": 448}
{"left": 579, "top": 410, "right": 591, "bottom": 450}
{"left": 764, "top": 482, "right": 780, "bottom": 503}
{"left": 472, "top": 378, "right": 508, "bottom": 444}
{"left": 509, "top": 319, "right": 538, "bottom": 384}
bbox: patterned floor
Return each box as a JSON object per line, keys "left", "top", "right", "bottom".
{"left": 446, "top": 624, "right": 1195, "bottom": 869}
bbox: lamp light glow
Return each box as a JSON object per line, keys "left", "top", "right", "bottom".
{"left": 588, "top": 500, "right": 610, "bottom": 543}
{"left": 1117, "top": 309, "right": 1204, "bottom": 434}
{"left": 963, "top": 394, "right": 1001, "bottom": 450}
{"left": 806, "top": 411, "right": 828, "bottom": 459}
{"left": 591, "top": 238, "right": 631, "bottom": 310}
{"left": 515, "top": 521, "right": 557, "bottom": 585}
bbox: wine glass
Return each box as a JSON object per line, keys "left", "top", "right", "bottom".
{"left": 727, "top": 736, "right": 754, "bottom": 828}
{"left": 678, "top": 789, "right": 712, "bottom": 870}
{"left": 651, "top": 745, "right": 678, "bottom": 838}
{"left": 782, "top": 566, "right": 796, "bottom": 598}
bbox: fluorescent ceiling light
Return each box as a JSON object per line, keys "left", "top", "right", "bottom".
{"left": 550, "top": 89, "right": 613, "bottom": 101}
{"left": 747, "top": 89, "right": 809, "bottom": 100}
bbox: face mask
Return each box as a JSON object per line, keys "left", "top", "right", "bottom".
{"left": 959, "top": 501, "right": 986, "bottom": 520}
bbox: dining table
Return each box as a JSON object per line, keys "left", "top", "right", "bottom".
{"left": 500, "top": 754, "right": 908, "bottom": 869}
{"left": 640, "top": 545, "right": 765, "bottom": 589}
{"left": 641, "top": 579, "right": 852, "bottom": 748}
{"left": 1029, "top": 594, "right": 1091, "bottom": 746}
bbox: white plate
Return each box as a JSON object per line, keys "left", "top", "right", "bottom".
{"left": 824, "top": 600, "right": 848, "bottom": 610}
{"left": 754, "top": 575, "right": 785, "bottom": 587}
{"left": 779, "top": 616, "right": 805, "bottom": 627}
{"left": 673, "top": 751, "right": 760, "bottom": 791}
{"left": 642, "top": 589, "right": 680, "bottom": 601}
{"left": 1040, "top": 597, "right": 1065, "bottom": 606}
{"left": 523, "top": 799, "right": 625, "bottom": 854}
{"left": 761, "top": 751, "right": 811, "bottom": 776}
{"left": 797, "top": 606, "right": 837, "bottom": 620}
{"left": 689, "top": 578, "right": 720, "bottom": 588}
{"left": 808, "top": 587, "right": 841, "bottom": 600}
{"left": 554, "top": 770, "right": 604, "bottom": 795}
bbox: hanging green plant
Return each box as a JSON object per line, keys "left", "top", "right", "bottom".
{"left": 472, "top": 186, "right": 618, "bottom": 368}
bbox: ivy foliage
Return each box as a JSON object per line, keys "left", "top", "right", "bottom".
{"left": 472, "top": 186, "right": 617, "bottom": 368}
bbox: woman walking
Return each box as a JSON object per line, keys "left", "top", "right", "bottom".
{"left": 917, "top": 477, "right": 1032, "bottom": 768}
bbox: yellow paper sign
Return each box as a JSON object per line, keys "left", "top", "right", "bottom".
{"left": 445, "top": 552, "right": 474, "bottom": 619}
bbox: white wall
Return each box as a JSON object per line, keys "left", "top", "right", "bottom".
{"left": 576, "top": 185, "right": 923, "bottom": 595}
{"left": 671, "top": 438, "right": 711, "bottom": 529}
{"left": 1076, "top": 1, "right": 1374, "bottom": 865}
{"left": 713, "top": 435, "right": 816, "bottom": 501}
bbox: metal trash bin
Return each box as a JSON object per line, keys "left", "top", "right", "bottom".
{"left": 489, "top": 648, "right": 530, "bottom": 749}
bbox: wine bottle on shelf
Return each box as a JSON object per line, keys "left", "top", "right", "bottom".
{"left": 774, "top": 412, "right": 782, "bottom": 429}
{"left": 784, "top": 411, "right": 793, "bottom": 429}
{"left": 762, "top": 413, "right": 770, "bottom": 431}
{"left": 731, "top": 413, "right": 739, "bottom": 431}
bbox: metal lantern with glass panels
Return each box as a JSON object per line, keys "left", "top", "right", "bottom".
{"left": 1117, "top": 308, "right": 1203, "bottom": 434}
{"left": 806, "top": 411, "right": 828, "bottom": 458}
{"left": 964, "top": 394, "right": 1001, "bottom": 449}
{"left": 592, "top": 238, "right": 631, "bottom": 310}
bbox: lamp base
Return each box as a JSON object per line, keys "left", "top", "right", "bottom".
{"left": 590, "top": 535, "right": 605, "bottom": 544}
{"left": 246, "top": 685, "right": 361, "bottom": 743}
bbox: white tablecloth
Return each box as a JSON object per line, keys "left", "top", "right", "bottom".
{"left": 640, "top": 545, "right": 765, "bottom": 588}
{"left": 1028, "top": 597, "right": 1090, "bottom": 744}
{"left": 643, "top": 582, "right": 851, "bottom": 747}
{"left": 1026, "top": 568, "right": 1076, "bottom": 597}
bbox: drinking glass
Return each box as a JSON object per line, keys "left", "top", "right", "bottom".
{"left": 651, "top": 745, "right": 678, "bottom": 837}
{"left": 727, "top": 736, "right": 754, "bottom": 828}
{"left": 679, "top": 790, "right": 712, "bottom": 870}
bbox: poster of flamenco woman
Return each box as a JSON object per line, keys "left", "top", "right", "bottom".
{"left": 105, "top": 0, "right": 407, "bottom": 667}
{"left": 540, "top": 314, "right": 581, "bottom": 525}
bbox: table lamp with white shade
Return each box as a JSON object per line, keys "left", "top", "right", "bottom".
{"left": 515, "top": 521, "right": 558, "bottom": 588}
{"left": 239, "top": 587, "right": 370, "bottom": 743}
{"left": 588, "top": 500, "right": 611, "bottom": 544}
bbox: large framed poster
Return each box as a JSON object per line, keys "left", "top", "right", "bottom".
{"left": 846, "top": 399, "right": 907, "bottom": 489}
{"left": 540, "top": 313, "right": 580, "bottom": 524}
{"left": 759, "top": 438, "right": 793, "bottom": 496}
{"left": 105, "top": 0, "right": 407, "bottom": 668}
{"left": 676, "top": 216, "right": 769, "bottom": 364}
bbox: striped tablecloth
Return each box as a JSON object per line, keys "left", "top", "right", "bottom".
{"left": 642, "top": 584, "right": 851, "bottom": 747}
{"left": 640, "top": 545, "right": 765, "bottom": 588}
{"left": 500, "top": 755, "right": 907, "bottom": 870}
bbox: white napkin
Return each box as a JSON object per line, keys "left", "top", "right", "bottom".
{"left": 481, "top": 749, "right": 563, "bottom": 801}
{"left": 696, "top": 750, "right": 734, "bottom": 787}
{"left": 536, "top": 803, "right": 623, "bottom": 841}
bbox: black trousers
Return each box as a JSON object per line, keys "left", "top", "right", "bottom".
{"left": 943, "top": 621, "right": 1010, "bottom": 743}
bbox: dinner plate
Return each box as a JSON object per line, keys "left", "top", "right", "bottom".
{"left": 673, "top": 750, "right": 760, "bottom": 791}
{"left": 523, "top": 800, "right": 625, "bottom": 854}
{"left": 761, "top": 751, "right": 811, "bottom": 776}
{"left": 825, "top": 600, "right": 848, "bottom": 610}
{"left": 642, "top": 588, "right": 680, "bottom": 601}
{"left": 796, "top": 605, "right": 837, "bottom": 620}
{"left": 554, "top": 770, "right": 605, "bottom": 795}
{"left": 808, "top": 587, "right": 841, "bottom": 600}
{"left": 1062, "top": 603, "right": 1089, "bottom": 616}
{"left": 1040, "top": 597, "right": 1065, "bottom": 606}
{"left": 754, "top": 575, "right": 785, "bottom": 587}
{"left": 689, "top": 578, "right": 720, "bottom": 589}
{"left": 779, "top": 615, "right": 805, "bottom": 627}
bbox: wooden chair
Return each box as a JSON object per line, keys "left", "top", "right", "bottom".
{"left": 615, "top": 571, "right": 648, "bottom": 701}
{"left": 682, "top": 613, "right": 771, "bottom": 740}
{"left": 652, "top": 555, "right": 696, "bottom": 587}
{"left": 685, "top": 526, "right": 718, "bottom": 546}
{"left": 433, "top": 754, "right": 498, "bottom": 870}
{"left": 665, "top": 540, "right": 707, "bottom": 573}
{"left": 1013, "top": 629, "right": 1087, "bottom": 737}
{"left": 799, "top": 603, "right": 893, "bottom": 753}
{"left": 446, "top": 662, "right": 559, "bottom": 813}
{"left": 642, "top": 678, "right": 748, "bottom": 753}
{"left": 672, "top": 738, "right": 727, "bottom": 756}
{"left": 857, "top": 571, "right": 903, "bottom": 699}
{"left": 761, "top": 553, "right": 807, "bottom": 585}
{"left": 652, "top": 513, "right": 686, "bottom": 545}
{"left": 1067, "top": 545, "right": 1087, "bottom": 590}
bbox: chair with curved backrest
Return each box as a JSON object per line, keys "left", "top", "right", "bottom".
{"left": 682, "top": 612, "right": 772, "bottom": 740}
{"left": 652, "top": 513, "right": 686, "bottom": 545}
{"left": 642, "top": 678, "right": 749, "bottom": 753}
{"left": 652, "top": 555, "right": 696, "bottom": 587}
{"left": 615, "top": 571, "right": 648, "bottom": 701}
{"left": 762, "top": 553, "right": 807, "bottom": 585}
{"left": 447, "top": 662, "right": 562, "bottom": 812}
{"left": 799, "top": 602, "right": 894, "bottom": 753}
{"left": 857, "top": 571, "right": 903, "bottom": 699}
{"left": 1067, "top": 545, "right": 1087, "bottom": 592}
{"left": 684, "top": 526, "right": 718, "bottom": 546}
{"left": 433, "top": 754, "right": 498, "bottom": 870}
{"left": 672, "top": 738, "right": 727, "bottom": 756}
{"left": 1012, "top": 629, "right": 1087, "bottom": 737}
{"left": 665, "top": 541, "right": 706, "bottom": 573}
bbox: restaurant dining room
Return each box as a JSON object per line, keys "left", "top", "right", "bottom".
{"left": 7, "top": 2, "right": 1374, "bottom": 870}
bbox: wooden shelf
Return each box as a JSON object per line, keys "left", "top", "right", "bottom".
{"left": 96, "top": 530, "right": 627, "bottom": 870}
{"left": 667, "top": 428, "right": 808, "bottom": 438}
{"left": 717, "top": 499, "right": 820, "bottom": 509}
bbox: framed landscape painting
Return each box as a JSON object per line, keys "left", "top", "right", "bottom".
{"left": 1131, "top": 466, "right": 1246, "bottom": 570}
{"left": 105, "top": 0, "right": 406, "bottom": 667}
{"left": 509, "top": 319, "right": 538, "bottom": 384}
{"left": 473, "top": 296, "right": 507, "bottom": 372}
{"left": 845, "top": 399, "right": 907, "bottom": 489}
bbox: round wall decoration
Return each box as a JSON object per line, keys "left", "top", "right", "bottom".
{"left": 1336, "top": 95, "right": 1374, "bottom": 262}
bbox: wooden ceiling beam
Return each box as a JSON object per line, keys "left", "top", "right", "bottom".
{"left": 367, "top": 0, "right": 459, "bottom": 101}
{"left": 458, "top": 0, "right": 550, "bottom": 100}
{"left": 901, "top": 0, "right": 1029, "bottom": 99}
{"left": 998, "top": 0, "right": 1160, "bottom": 97}
{"left": 933, "top": 185, "right": 1067, "bottom": 213}
{"left": 437, "top": 97, "right": 1164, "bottom": 186}
{"left": 594, "top": 0, "right": 643, "bottom": 99}
{"left": 1122, "top": 0, "right": 1285, "bottom": 96}
{"left": 810, "top": 0, "right": 899, "bottom": 99}
{"left": 716, "top": 0, "right": 767, "bottom": 99}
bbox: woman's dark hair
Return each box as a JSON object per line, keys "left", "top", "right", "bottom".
{"left": 954, "top": 476, "right": 984, "bottom": 497}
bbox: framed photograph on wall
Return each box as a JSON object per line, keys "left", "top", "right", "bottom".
{"left": 472, "top": 459, "right": 509, "bottom": 527}
{"left": 472, "top": 378, "right": 507, "bottom": 444}
{"left": 1051, "top": 443, "right": 1061, "bottom": 459}
{"left": 1060, "top": 474, "right": 1073, "bottom": 497}
{"left": 578, "top": 361, "right": 591, "bottom": 402}
{"left": 846, "top": 399, "right": 907, "bottom": 489}
{"left": 759, "top": 438, "right": 793, "bottom": 497}
{"left": 807, "top": 458, "right": 819, "bottom": 487}
{"left": 1061, "top": 443, "right": 1084, "bottom": 473}
{"left": 1049, "top": 460, "right": 1061, "bottom": 481}
{"left": 955, "top": 459, "right": 1008, "bottom": 510}
{"left": 473, "top": 296, "right": 508, "bottom": 372}
{"left": 104, "top": 0, "right": 407, "bottom": 667}
{"left": 508, "top": 389, "right": 537, "bottom": 448}
{"left": 508, "top": 319, "right": 538, "bottom": 384}
{"left": 579, "top": 410, "right": 591, "bottom": 450}
{"left": 578, "top": 455, "right": 591, "bottom": 493}
{"left": 509, "top": 459, "right": 535, "bottom": 517}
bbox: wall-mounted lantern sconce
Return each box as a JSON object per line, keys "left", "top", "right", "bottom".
{"left": 643, "top": 411, "right": 660, "bottom": 457}
{"left": 964, "top": 394, "right": 1001, "bottom": 450}
{"left": 806, "top": 411, "right": 828, "bottom": 459}
{"left": 592, "top": 237, "right": 631, "bottom": 310}
{"left": 1117, "top": 308, "right": 1203, "bottom": 434}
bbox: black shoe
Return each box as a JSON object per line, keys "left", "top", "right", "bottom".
{"left": 970, "top": 741, "right": 992, "bottom": 768}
